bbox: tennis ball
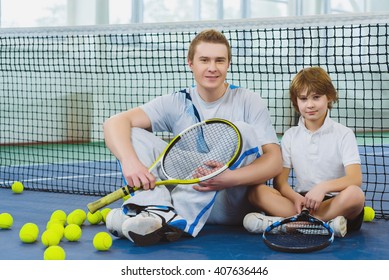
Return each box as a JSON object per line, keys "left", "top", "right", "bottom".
{"left": 50, "top": 210, "right": 67, "bottom": 225}
{"left": 66, "top": 209, "right": 86, "bottom": 226}
{"left": 87, "top": 211, "right": 103, "bottom": 225}
{"left": 0, "top": 212, "right": 14, "bottom": 229}
{"left": 43, "top": 245, "right": 66, "bottom": 260}
{"left": 100, "top": 208, "right": 111, "bottom": 223}
{"left": 363, "top": 206, "right": 375, "bottom": 222}
{"left": 19, "top": 223, "right": 39, "bottom": 243}
{"left": 72, "top": 209, "right": 87, "bottom": 220}
{"left": 64, "top": 224, "right": 82, "bottom": 241}
{"left": 11, "top": 181, "right": 24, "bottom": 194}
{"left": 46, "top": 221, "right": 64, "bottom": 239}
{"left": 66, "top": 212, "right": 85, "bottom": 226}
{"left": 93, "top": 232, "right": 112, "bottom": 251}
{"left": 41, "top": 229, "right": 61, "bottom": 247}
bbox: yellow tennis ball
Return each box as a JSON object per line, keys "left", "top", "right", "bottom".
{"left": 363, "top": 206, "right": 375, "bottom": 222}
{"left": 19, "top": 223, "right": 39, "bottom": 243}
{"left": 46, "top": 221, "right": 64, "bottom": 239}
{"left": 72, "top": 209, "right": 87, "bottom": 221}
{"left": 43, "top": 245, "right": 66, "bottom": 260}
{"left": 11, "top": 181, "right": 24, "bottom": 194}
{"left": 0, "top": 212, "right": 14, "bottom": 229}
{"left": 87, "top": 211, "right": 103, "bottom": 225}
{"left": 66, "top": 212, "right": 84, "bottom": 226}
{"left": 93, "top": 232, "right": 112, "bottom": 251}
{"left": 41, "top": 229, "right": 61, "bottom": 247}
{"left": 46, "top": 219, "right": 62, "bottom": 229}
{"left": 64, "top": 224, "right": 82, "bottom": 241}
{"left": 66, "top": 209, "right": 86, "bottom": 226}
{"left": 50, "top": 210, "right": 67, "bottom": 225}
{"left": 100, "top": 208, "right": 111, "bottom": 224}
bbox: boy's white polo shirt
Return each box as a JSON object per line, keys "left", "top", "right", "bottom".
{"left": 281, "top": 112, "right": 361, "bottom": 193}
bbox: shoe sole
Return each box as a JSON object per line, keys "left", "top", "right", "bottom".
{"left": 128, "top": 224, "right": 184, "bottom": 246}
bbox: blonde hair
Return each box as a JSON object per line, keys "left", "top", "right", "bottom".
{"left": 289, "top": 66, "right": 338, "bottom": 112}
{"left": 187, "top": 29, "right": 232, "bottom": 63}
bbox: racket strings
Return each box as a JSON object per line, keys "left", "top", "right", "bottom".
{"left": 266, "top": 221, "right": 332, "bottom": 247}
{"left": 284, "top": 221, "right": 330, "bottom": 235}
{"left": 162, "top": 122, "right": 239, "bottom": 180}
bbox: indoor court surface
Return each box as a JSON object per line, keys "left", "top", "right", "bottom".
{"left": 0, "top": 187, "right": 388, "bottom": 261}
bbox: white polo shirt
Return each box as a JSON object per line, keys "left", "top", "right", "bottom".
{"left": 281, "top": 112, "right": 361, "bottom": 193}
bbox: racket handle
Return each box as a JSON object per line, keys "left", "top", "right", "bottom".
{"left": 87, "top": 185, "right": 134, "bottom": 213}
{"left": 301, "top": 207, "right": 310, "bottom": 214}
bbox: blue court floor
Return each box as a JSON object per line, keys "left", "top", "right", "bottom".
{"left": 0, "top": 188, "right": 388, "bottom": 261}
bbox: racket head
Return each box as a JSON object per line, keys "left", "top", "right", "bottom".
{"left": 262, "top": 210, "right": 334, "bottom": 253}
{"left": 160, "top": 118, "right": 242, "bottom": 183}
{"left": 86, "top": 118, "right": 242, "bottom": 213}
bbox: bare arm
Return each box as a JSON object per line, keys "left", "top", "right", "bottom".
{"left": 194, "top": 143, "right": 283, "bottom": 191}
{"left": 274, "top": 167, "right": 305, "bottom": 213}
{"left": 103, "top": 107, "right": 156, "bottom": 189}
{"left": 304, "top": 163, "right": 362, "bottom": 210}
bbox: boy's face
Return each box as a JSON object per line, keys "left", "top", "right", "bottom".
{"left": 297, "top": 90, "right": 329, "bottom": 124}
{"left": 188, "top": 42, "right": 230, "bottom": 96}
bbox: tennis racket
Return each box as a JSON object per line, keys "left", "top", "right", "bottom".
{"left": 262, "top": 209, "right": 334, "bottom": 253}
{"left": 87, "top": 118, "right": 242, "bottom": 213}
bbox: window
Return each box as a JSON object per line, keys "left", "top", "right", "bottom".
{"left": 1, "top": 0, "right": 387, "bottom": 28}
{"left": 330, "top": 0, "right": 366, "bottom": 14}
{"left": 109, "top": 0, "right": 132, "bottom": 24}
{"left": 143, "top": 0, "right": 193, "bottom": 23}
{"left": 1, "top": 0, "right": 66, "bottom": 28}
{"left": 250, "top": 0, "right": 288, "bottom": 18}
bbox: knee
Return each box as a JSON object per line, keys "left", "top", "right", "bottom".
{"left": 341, "top": 185, "right": 365, "bottom": 209}
{"left": 247, "top": 184, "right": 270, "bottom": 206}
{"left": 350, "top": 185, "right": 365, "bottom": 205}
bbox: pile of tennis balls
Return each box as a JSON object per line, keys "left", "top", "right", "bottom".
{"left": 1, "top": 181, "right": 115, "bottom": 260}
{"left": 18, "top": 207, "right": 113, "bottom": 260}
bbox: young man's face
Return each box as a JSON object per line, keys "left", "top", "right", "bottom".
{"left": 188, "top": 42, "right": 230, "bottom": 95}
{"left": 297, "top": 90, "right": 329, "bottom": 125}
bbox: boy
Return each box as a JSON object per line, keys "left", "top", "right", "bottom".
{"left": 243, "top": 66, "right": 365, "bottom": 237}
{"left": 104, "top": 29, "right": 282, "bottom": 246}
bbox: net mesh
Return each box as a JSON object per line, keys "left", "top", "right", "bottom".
{"left": 0, "top": 14, "right": 388, "bottom": 218}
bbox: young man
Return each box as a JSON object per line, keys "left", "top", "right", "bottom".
{"left": 104, "top": 29, "right": 282, "bottom": 246}
{"left": 243, "top": 66, "right": 365, "bottom": 237}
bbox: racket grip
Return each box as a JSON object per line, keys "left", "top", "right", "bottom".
{"left": 87, "top": 185, "right": 133, "bottom": 213}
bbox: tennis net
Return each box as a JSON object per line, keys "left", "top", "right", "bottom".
{"left": 0, "top": 13, "right": 388, "bottom": 218}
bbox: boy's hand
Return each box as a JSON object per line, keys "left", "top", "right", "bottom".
{"left": 304, "top": 185, "right": 327, "bottom": 211}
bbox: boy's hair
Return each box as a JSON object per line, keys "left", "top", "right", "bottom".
{"left": 289, "top": 66, "right": 338, "bottom": 112}
{"left": 187, "top": 29, "right": 232, "bottom": 63}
